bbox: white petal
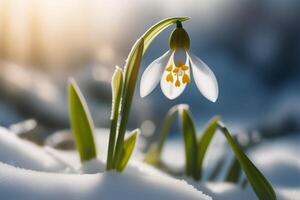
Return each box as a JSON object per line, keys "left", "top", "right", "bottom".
{"left": 188, "top": 52, "right": 219, "bottom": 102}
{"left": 160, "top": 52, "right": 189, "bottom": 99}
{"left": 140, "top": 51, "right": 172, "bottom": 98}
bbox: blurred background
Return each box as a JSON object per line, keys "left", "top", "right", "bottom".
{"left": 0, "top": 0, "right": 299, "bottom": 146}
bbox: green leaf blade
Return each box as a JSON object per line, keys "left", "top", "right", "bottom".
{"left": 179, "top": 105, "right": 198, "bottom": 179}
{"left": 224, "top": 136, "right": 242, "bottom": 183}
{"left": 144, "top": 104, "right": 180, "bottom": 165}
{"left": 116, "top": 129, "right": 139, "bottom": 172}
{"left": 208, "top": 156, "right": 226, "bottom": 181}
{"left": 219, "top": 124, "right": 277, "bottom": 200}
{"left": 197, "top": 117, "right": 219, "bottom": 179}
{"left": 224, "top": 157, "right": 242, "bottom": 183}
{"left": 68, "top": 78, "right": 97, "bottom": 162}
{"left": 106, "top": 67, "right": 123, "bottom": 170}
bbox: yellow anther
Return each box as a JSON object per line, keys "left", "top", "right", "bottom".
{"left": 166, "top": 73, "right": 173, "bottom": 82}
{"left": 175, "top": 79, "right": 181, "bottom": 87}
{"left": 176, "top": 60, "right": 184, "bottom": 67}
{"left": 166, "top": 65, "right": 173, "bottom": 71}
{"left": 182, "top": 73, "right": 190, "bottom": 83}
{"left": 181, "top": 65, "right": 188, "bottom": 71}
{"left": 173, "top": 67, "right": 179, "bottom": 73}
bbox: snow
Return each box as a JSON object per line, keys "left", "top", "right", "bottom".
{"left": 0, "top": 125, "right": 299, "bottom": 200}
{"left": 0, "top": 127, "right": 66, "bottom": 172}
{"left": 0, "top": 160, "right": 211, "bottom": 200}
{"left": 191, "top": 182, "right": 300, "bottom": 200}
{"left": 0, "top": 127, "right": 211, "bottom": 200}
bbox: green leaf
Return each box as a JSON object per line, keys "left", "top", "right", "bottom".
{"left": 144, "top": 104, "right": 180, "bottom": 165}
{"left": 106, "top": 67, "right": 123, "bottom": 170}
{"left": 142, "top": 17, "right": 190, "bottom": 54}
{"left": 208, "top": 156, "right": 226, "bottom": 181}
{"left": 178, "top": 105, "right": 198, "bottom": 179}
{"left": 197, "top": 117, "right": 219, "bottom": 179}
{"left": 224, "top": 136, "right": 242, "bottom": 183}
{"left": 113, "top": 38, "right": 144, "bottom": 168}
{"left": 111, "top": 67, "right": 123, "bottom": 120}
{"left": 68, "top": 78, "right": 97, "bottom": 162}
{"left": 224, "top": 157, "right": 242, "bottom": 183}
{"left": 219, "top": 123, "right": 277, "bottom": 200}
{"left": 116, "top": 129, "right": 139, "bottom": 172}
{"left": 143, "top": 144, "right": 160, "bottom": 165}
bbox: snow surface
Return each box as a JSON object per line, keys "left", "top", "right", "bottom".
{"left": 0, "top": 127, "right": 211, "bottom": 200}
{"left": 0, "top": 160, "right": 211, "bottom": 200}
{"left": 0, "top": 127, "right": 66, "bottom": 172}
{"left": 0, "top": 126, "right": 299, "bottom": 200}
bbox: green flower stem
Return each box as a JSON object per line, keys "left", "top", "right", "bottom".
{"left": 113, "top": 38, "right": 144, "bottom": 168}
{"left": 142, "top": 17, "right": 189, "bottom": 54}
{"left": 112, "top": 17, "right": 190, "bottom": 169}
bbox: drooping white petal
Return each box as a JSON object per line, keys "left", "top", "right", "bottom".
{"left": 160, "top": 51, "right": 190, "bottom": 99}
{"left": 188, "top": 52, "right": 219, "bottom": 102}
{"left": 140, "top": 51, "right": 172, "bottom": 98}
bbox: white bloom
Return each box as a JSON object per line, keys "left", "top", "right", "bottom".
{"left": 140, "top": 48, "right": 218, "bottom": 102}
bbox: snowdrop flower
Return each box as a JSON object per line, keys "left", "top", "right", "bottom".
{"left": 140, "top": 21, "right": 218, "bottom": 102}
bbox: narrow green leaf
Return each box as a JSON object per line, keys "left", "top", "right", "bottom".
{"left": 208, "top": 156, "right": 226, "bottom": 181}
{"left": 113, "top": 38, "right": 144, "bottom": 168}
{"left": 68, "top": 78, "right": 96, "bottom": 162}
{"left": 116, "top": 129, "right": 139, "bottom": 172}
{"left": 197, "top": 117, "right": 219, "bottom": 179}
{"left": 144, "top": 104, "right": 180, "bottom": 165}
{"left": 142, "top": 17, "right": 190, "bottom": 54}
{"left": 225, "top": 157, "right": 242, "bottom": 183}
{"left": 143, "top": 144, "right": 160, "bottom": 165}
{"left": 224, "top": 136, "right": 242, "bottom": 183}
{"left": 219, "top": 123, "right": 277, "bottom": 200}
{"left": 106, "top": 67, "right": 123, "bottom": 170}
{"left": 178, "top": 105, "right": 198, "bottom": 179}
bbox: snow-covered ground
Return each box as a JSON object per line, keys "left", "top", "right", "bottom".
{"left": 0, "top": 127, "right": 66, "bottom": 172}
{"left": 0, "top": 127, "right": 211, "bottom": 200}
{"left": 0, "top": 126, "right": 299, "bottom": 200}
{"left": 0, "top": 161, "right": 211, "bottom": 200}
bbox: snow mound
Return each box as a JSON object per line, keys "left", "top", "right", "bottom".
{"left": 0, "top": 162, "right": 212, "bottom": 200}
{"left": 0, "top": 127, "right": 66, "bottom": 172}
{"left": 0, "top": 127, "right": 212, "bottom": 200}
